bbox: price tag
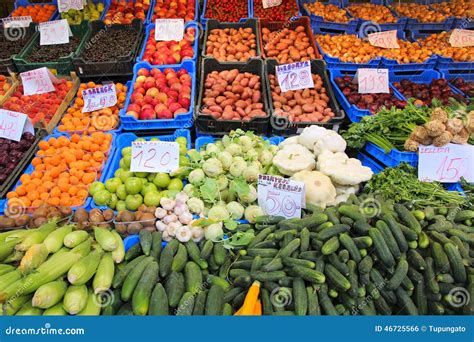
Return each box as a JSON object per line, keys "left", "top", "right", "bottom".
{"left": 276, "top": 61, "right": 314, "bottom": 93}
{"left": 20, "top": 67, "right": 56, "bottom": 96}
{"left": 356, "top": 68, "right": 389, "bottom": 94}
{"left": 368, "top": 30, "right": 399, "bottom": 49}
{"left": 155, "top": 19, "right": 184, "bottom": 41}
{"left": 263, "top": 0, "right": 282, "bottom": 9}
{"left": 0, "top": 110, "right": 34, "bottom": 142}
{"left": 82, "top": 84, "right": 117, "bottom": 113}
{"left": 257, "top": 174, "right": 305, "bottom": 219}
{"left": 58, "top": 0, "right": 84, "bottom": 12}
{"left": 130, "top": 141, "right": 180, "bottom": 173}
{"left": 449, "top": 29, "right": 474, "bottom": 48}
{"left": 40, "top": 19, "right": 70, "bottom": 45}
{"left": 2, "top": 16, "right": 32, "bottom": 28}
{"left": 418, "top": 144, "right": 474, "bottom": 183}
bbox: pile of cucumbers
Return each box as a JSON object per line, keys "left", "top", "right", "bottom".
{"left": 227, "top": 197, "right": 473, "bottom": 316}
{"left": 104, "top": 230, "right": 234, "bottom": 315}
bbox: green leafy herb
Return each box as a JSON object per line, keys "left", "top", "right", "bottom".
{"left": 222, "top": 231, "right": 255, "bottom": 250}
{"left": 199, "top": 178, "right": 219, "bottom": 204}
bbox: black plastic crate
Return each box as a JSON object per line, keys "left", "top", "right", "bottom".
{"left": 195, "top": 57, "right": 270, "bottom": 136}
{"left": 0, "top": 23, "right": 36, "bottom": 75}
{"left": 265, "top": 59, "right": 344, "bottom": 136}
{"left": 73, "top": 19, "right": 144, "bottom": 78}
{"left": 0, "top": 128, "right": 46, "bottom": 199}
{"left": 202, "top": 18, "right": 261, "bottom": 62}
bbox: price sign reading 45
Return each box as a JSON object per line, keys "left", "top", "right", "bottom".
{"left": 82, "top": 84, "right": 117, "bottom": 113}
{"left": 449, "top": 29, "right": 474, "bottom": 48}
{"left": 262, "top": 0, "right": 282, "bottom": 9}
{"left": 418, "top": 144, "right": 473, "bottom": 183}
{"left": 276, "top": 61, "right": 314, "bottom": 93}
{"left": 357, "top": 68, "right": 389, "bottom": 94}
{"left": 368, "top": 30, "right": 399, "bottom": 49}
{"left": 257, "top": 174, "right": 305, "bottom": 219}
{"left": 130, "top": 141, "right": 180, "bottom": 173}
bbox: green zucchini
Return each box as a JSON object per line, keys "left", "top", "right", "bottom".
{"left": 149, "top": 283, "right": 168, "bottom": 315}
{"left": 132, "top": 261, "right": 159, "bottom": 315}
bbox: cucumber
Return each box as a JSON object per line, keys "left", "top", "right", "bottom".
{"left": 394, "top": 204, "right": 421, "bottom": 233}
{"left": 254, "top": 240, "right": 278, "bottom": 249}
{"left": 205, "top": 285, "right": 224, "bottom": 315}
{"left": 424, "top": 257, "right": 440, "bottom": 294}
{"left": 395, "top": 288, "right": 418, "bottom": 315}
{"left": 407, "top": 249, "right": 426, "bottom": 271}
{"left": 370, "top": 268, "right": 386, "bottom": 289}
{"left": 248, "top": 228, "right": 273, "bottom": 249}
{"left": 324, "top": 207, "right": 340, "bottom": 225}
{"left": 402, "top": 275, "right": 414, "bottom": 291}
{"left": 213, "top": 243, "right": 226, "bottom": 266}
{"left": 339, "top": 233, "right": 361, "bottom": 262}
{"left": 233, "top": 275, "right": 252, "bottom": 288}
{"left": 353, "top": 220, "right": 371, "bottom": 235}
{"left": 291, "top": 266, "right": 325, "bottom": 284}
{"left": 256, "top": 215, "right": 285, "bottom": 225}
{"left": 261, "top": 288, "right": 273, "bottom": 315}
{"left": 282, "top": 257, "right": 315, "bottom": 269}
{"left": 247, "top": 248, "right": 279, "bottom": 258}
{"left": 444, "top": 242, "right": 466, "bottom": 283}
{"left": 399, "top": 224, "right": 418, "bottom": 241}
{"left": 200, "top": 240, "right": 214, "bottom": 260}
{"left": 229, "top": 269, "right": 249, "bottom": 278}
{"left": 251, "top": 271, "right": 287, "bottom": 282}
{"left": 454, "top": 210, "right": 474, "bottom": 222}
{"left": 300, "top": 228, "right": 310, "bottom": 252}
{"left": 303, "top": 213, "right": 329, "bottom": 229}
{"left": 192, "top": 290, "right": 207, "bottom": 315}
{"left": 414, "top": 281, "right": 428, "bottom": 315}
{"left": 116, "top": 303, "right": 133, "bottom": 315}
{"left": 448, "top": 229, "right": 474, "bottom": 244}
{"left": 382, "top": 214, "right": 408, "bottom": 252}
{"left": 369, "top": 228, "right": 395, "bottom": 268}
{"left": 358, "top": 255, "right": 373, "bottom": 274}
{"left": 185, "top": 261, "right": 203, "bottom": 294}
{"left": 318, "top": 285, "right": 338, "bottom": 315}
{"left": 262, "top": 258, "right": 283, "bottom": 272}
{"left": 150, "top": 232, "right": 162, "bottom": 261}
{"left": 321, "top": 236, "right": 340, "bottom": 255}
{"left": 223, "top": 287, "right": 243, "bottom": 303}
{"left": 185, "top": 241, "right": 207, "bottom": 269}
{"left": 149, "top": 283, "right": 168, "bottom": 315}
{"left": 121, "top": 256, "right": 153, "bottom": 301}
{"left": 316, "top": 224, "right": 350, "bottom": 240}
{"left": 449, "top": 236, "right": 469, "bottom": 259}
{"left": 278, "top": 277, "right": 294, "bottom": 287}
{"left": 427, "top": 221, "right": 452, "bottom": 232}
{"left": 112, "top": 255, "right": 146, "bottom": 289}
{"left": 430, "top": 231, "right": 452, "bottom": 245}
{"left": 407, "top": 267, "right": 424, "bottom": 284}
{"left": 340, "top": 216, "right": 354, "bottom": 226}
{"left": 315, "top": 222, "right": 334, "bottom": 233}
{"left": 124, "top": 243, "right": 142, "bottom": 261}
{"left": 251, "top": 255, "right": 263, "bottom": 272}
{"left": 132, "top": 261, "right": 159, "bottom": 315}
{"left": 278, "top": 238, "right": 301, "bottom": 258}
{"left": 207, "top": 275, "right": 230, "bottom": 291}
{"left": 327, "top": 253, "right": 349, "bottom": 276}
{"left": 325, "top": 264, "right": 351, "bottom": 291}
{"left": 165, "top": 272, "right": 185, "bottom": 308}
{"left": 299, "top": 251, "right": 319, "bottom": 261}
{"left": 159, "top": 239, "right": 179, "bottom": 278}
{"left": 293, "top": 278, "right": 308, "bottom": 316}
{"left": 376, "top": 220, "right": 401, "bottom": 259}
{"left": 429, "top": 301, "right": 445, "bottom": 315}
{"left": 418, "top": 231, "right": 430, "bottom": 248}
{"left": 176, "top": 292, "right": 194, "bottom": 316}
{"left": 139, "top": 230, "right": 152, "bottom": 256}
{"left": 347, "top": 260, "right": 358, "bottom": 298}
{"left": 338, "top": 205, "right": 366, "bottom": 222}
{"left": 386, "top": 259, "right": 408, "bottom": 290}
{"left": 431, "top": 242, "right": 450, "bottom": 273}
{"left": 171, "top": 244, "right": 188, "bottom": 273}
{"left": 352, "top": 236, "right": 372, "bottom": 249}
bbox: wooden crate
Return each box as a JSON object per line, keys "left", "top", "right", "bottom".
{"left": 0, "top": 73, "right": 20, "bottom": 106}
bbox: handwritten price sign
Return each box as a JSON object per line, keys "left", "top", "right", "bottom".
{"left": 0, "top": 110, "right": 34, "bottom": 142}
{"left": 2, "top": 16, "right": 32, "bottom": 28}
{"left": 40, "top": 19, "right": 70, "bottom": 45}
{"left": 155, "top": 19, "right": 184, "bottom": 41}
{"left": 82, "top": 84, "right": 117, "bottom": 113}
{"left": 263, "top": 0, "right": 282, "bottom": 9}
{"left": 418, "top": 144, "right": 473, "bottom": 183}
{"left": 58, "top": 0, "right": 84, "bottom": 13}
{"left": 20, "top": 67, "right": 56, "bottom": 96}
{"left": 449, "top": 29, "right": 474, "bottom": 48}
{"left": 368, "top": 30, "right": 399, "bottom": 49}
{"left": 276, "top": 61, "right": 314, "bottom": 93}
{"left": 357, "top": 68, "right": 389, "bottom": 94}
{"left": 257, "top": 174, "right": 305, "bottom": 219}
{"left": 130, "top": 141, "right": 180, "bottom": 173}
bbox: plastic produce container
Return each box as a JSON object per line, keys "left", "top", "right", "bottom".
{"left": 8, "top": 0, "right": 58, "bottom": 23}
{"left": 201, "top": 19, "right": 261, "bottom": 61}
{"left": 357, "top": 150, "right": 384, "bottom": 174}
{"left": 73, "top": 19, "right": 144, "bottom": 79}
{"left": 265, "top": 59, "right": 344, "bottom": 136}
{"left": 89, "top": 129, "right": 191, "bottom": 210}
{"left": 58, "top": 0, "right": 110, "bottom": 22}
{"left": 364, "top": 141, "right": 418, "bottom": 168}
{"left": 0, "top": 23, "right": 36, "bottom": 75}
{"left": 200, "top": 0, "right": 252, "bottom": 30}
{"left": 13, "top": 21, "right": 90, "bottom": 75}
{"left": 328, "top": 68, "right": 404, "bottom": 123}
{"left": 119, "top": 60, "right": 195, "bottom": 131}
{"left": 137, "top": 21, "right": 199, "bottom": 66}
{"left": 194, "top": 57, "right": 270, "bottom": 136}
{"left": 314, "top": 40, "right": 383, "bottom": 70}
{"left": 146, "top": 0, "right": 198, "bottom": 24}
{"left": 439, "top": 69, "right": 474, "bottom": 98}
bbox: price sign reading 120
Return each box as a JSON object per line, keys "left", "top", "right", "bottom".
{"left": 130, "top": 141, "right": 180, "bottom": 173}
{"left": 276, "top": 61, "right": 314, "bottom": 93}
{"left": 418, "top": 144, "right": 473, "bottom": 183}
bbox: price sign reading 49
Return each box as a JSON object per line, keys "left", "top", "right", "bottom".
{"left": 130, "top": 141, "right": 180, "bottom": 173}
{"left": 418, "top": 144, "right": 473, "bottom": 183}
{"left": 82, "top": 84, "right": 117, "bottom": 113}
{"left": 276, "top": 61, "right": 314, "bottom": 93}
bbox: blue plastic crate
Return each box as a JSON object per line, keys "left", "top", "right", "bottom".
{"left": 381, "top": 54, "right": 438, "bottom": 72}
{"left": 439, "top": 69, "right": 474, "bottom": 98}
{"left": 119, "top": 60, "right": 195, "bottom": 131}
{"left": 136, "top": 22, "right": 199, "bottom": 65}
{"left": 328, "top": 68, "right": 404, "bottom": 123}
{"left": 453, "top": 18, "right": 473, "bottom": 30}
{"left": 9, "top": 0, "right": 58, "bottom": 22}
{"left": 89, "top": 129, "right": 191, "bottom": 210}
{"left": 315, "top": 40, "right": 383, "bottom": 70}
{"left": 364, "top": 141, "right": 418, "bottom": 168}
{"left": 445, "top": 182, "right": 464, "bottom": 192}
{"left": 404, "top": 17, "right": 455, "bottom": 39}
{"left": 436, "top": 56, "right": 474, "bottom": 73}
{"left": 5, "top": 132, "right": 117, "bottom": 213}
{"left": 146, "top": 0, "right": 198, "bottom": 24}
{"left": 200, "top": 0, "right": 251, "bottom": 30}
{"left": 357, "top": 151, "right": 384, "bottom": 174}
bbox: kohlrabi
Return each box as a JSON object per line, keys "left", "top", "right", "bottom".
{"left": 188, "top": 169, "right": 205, "bottom": 185}
{"left": 226, "top": 201, "right": 245, "bottom": 220}
{"left": 202, "top": 158, "right": 223, "bottom": 177}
